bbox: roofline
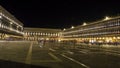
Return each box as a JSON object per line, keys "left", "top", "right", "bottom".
{"left": 0, "top": 5, "right": 23, "bottom": 26}
{"left": 24, "top": 27, "right": 62, "bottom": 30}
{"left": 64, "top": 16, "right": 120, "bottom": 31}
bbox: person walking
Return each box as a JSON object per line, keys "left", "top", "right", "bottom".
{"left": 38, "top": 40, "right": 44, "bottom": 48}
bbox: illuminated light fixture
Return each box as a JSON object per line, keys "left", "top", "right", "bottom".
{"left": 10, "top": 22, "right": 13, "bottom": 24}
{"left": 43, "top": 33, "right": 45, "bottom": 35}
{"left": 104, "top": 16, "right": 111, "bottom": 20}
{"left": 117, "top": 37, "right": 120, "bottom": 39}
{"left": 63, "top": 28, "right": 66, "bottom": 31}
{"left": 48, "top": 33, "right": 50, "bottom": 35}
{"left": 71, "top": 26, "right": 74, "bottom": 29}
{"left": 0, "top": 16, "right": 2, "bottom": 18}
{"left": 113, "top": 37, "right": 116, "bottom": 39}
{"left": 41, "top": 33, "right": 42, "bottom": 35}
{"left": 58, "top": 39, "right": 61, "bottom": 42}
{"left": 83, "top": 22, "right": 87, "bottom": 26}
{"left": 46, "top": 38, "right": 49, "bottom": 40}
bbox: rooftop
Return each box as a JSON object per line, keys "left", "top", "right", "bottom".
{"left": 24, "top": 27, "right": 62, "bottom": 33}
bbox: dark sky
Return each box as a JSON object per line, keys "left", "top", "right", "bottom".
{"left": 0, "top": 0, "right": 120, "bottom": 29}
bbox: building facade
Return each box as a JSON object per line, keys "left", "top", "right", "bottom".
{"left": 61, "top": 16, "right": 120, "bottom": 45}
{"left": 1, "top": 5, "right": 120, "bottom": 45}
{"left": 0, "top": 6, "right": 24, "bottom": 40}
{"left": 23, "top": 28, "right": 61, "bottom": 41}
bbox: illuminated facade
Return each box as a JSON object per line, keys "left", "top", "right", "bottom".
{"left": 23, "top": 28, "right": 61, "bottom": 41}
{"left": 0, "top": 6, "right": 24, "bottom": 40}
{"left": 1, "top": 5, "right": 120, "bottom": 45}
{"left": 61, "top": 16, "right": 120, "bottom": 45}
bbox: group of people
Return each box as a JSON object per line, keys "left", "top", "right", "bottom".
{"left": 38, "top": 40, "right": 45, "bottom": 48}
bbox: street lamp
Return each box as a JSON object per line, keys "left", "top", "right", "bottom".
{"left": 71, "top": 26, "right": 74, "bottom": 29}
{"left": 104, "top": 16, "right": 111, "bottom": 20}
{"left": 63, "top": 28, "right": 66, "bottom": 31}
{"left": 0, "top": 16, "right": 2, "bottom": 18}
{"left": 83, "top": 22, "right": 87, "bottom": 26}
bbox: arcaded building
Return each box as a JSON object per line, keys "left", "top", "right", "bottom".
{"left": 23, "top": 28, "right": 62, "bottom": 41}
{"left": 61, "top": 16, "right": 120, "bottom": 45}
{"left": 1, "top": 5, "right": 120, "bottom": 45}
{"left": 0, "top": 6, "right": 24, "bottom": 40}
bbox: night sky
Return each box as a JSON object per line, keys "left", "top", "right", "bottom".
{"left": 0, "top": 0, "right": 120, "bottom": 29}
